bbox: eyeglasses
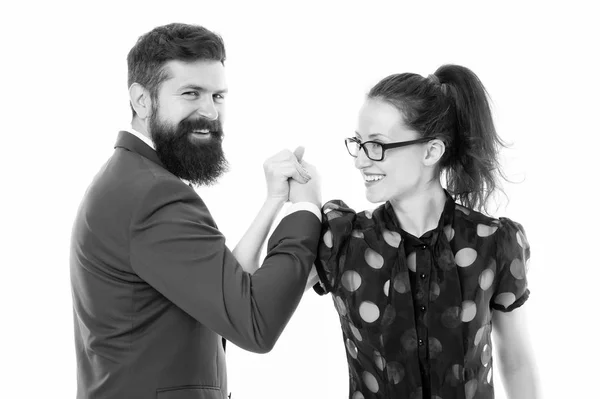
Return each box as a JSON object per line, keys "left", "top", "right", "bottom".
{"left": 344, "top": 136, "right": 432, "bottom": 161}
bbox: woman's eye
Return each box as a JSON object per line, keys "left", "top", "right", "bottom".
{"left": 213, "top": 93, "right": 225, "bottom": 102}
{"left": 182, "top": 91, "right": 199, "bottom": 97}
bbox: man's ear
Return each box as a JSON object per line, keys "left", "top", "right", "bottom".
{"left": 129, "top": 83, "right": 152, "bottom": 120}
{"left": 423, "top": 138, "right": 446, "bottom": 167}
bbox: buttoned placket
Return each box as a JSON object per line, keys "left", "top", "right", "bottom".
{"left": 414, "top": 241, "right": 433, "bottom": 396}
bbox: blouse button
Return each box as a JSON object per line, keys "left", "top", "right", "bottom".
{"left": 420, "top": 306, "right": 426, "bottom": 312}
{"left": 420, "top": 244, "right": 427, "bottom": 250}
{"left": 418, "top": 339, "right": 424, "bottom": 346}
{"left": 420, "top": 273, "right": 426, "bottom": 279}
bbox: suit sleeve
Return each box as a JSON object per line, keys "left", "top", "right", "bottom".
{"left": 129, "top": 177, "right": 320, "bottom": 353}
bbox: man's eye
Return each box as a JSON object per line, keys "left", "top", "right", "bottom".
{"left": 182, "top": 91, "right": 199, "bottom": 97}
{"left": 213, "top": 93, "right": 226, "bottom": 102}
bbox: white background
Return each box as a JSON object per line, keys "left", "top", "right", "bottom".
{"left": 2, "top": 1, "right": 598, "bottom": 398}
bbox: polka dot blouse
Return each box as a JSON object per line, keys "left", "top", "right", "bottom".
{"left": 313, "top": 191, "right": 530, "bottom": 399}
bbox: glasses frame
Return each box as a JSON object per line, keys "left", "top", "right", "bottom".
{"left": 344, "top": 136, "right": 432, "bottom": 161}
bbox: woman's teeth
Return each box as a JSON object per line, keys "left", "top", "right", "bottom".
{"left": 364, "top": 175, "right": 385, "bottom": 182}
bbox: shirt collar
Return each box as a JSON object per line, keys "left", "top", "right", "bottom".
{"left": 123, "top": 125, "right": 155, "bottom": 150}
{"left": 383, "top": 190, "right": 456, "bottom": 246}
{"left": 120, "top": 126, "right": 192, "bottom": 187}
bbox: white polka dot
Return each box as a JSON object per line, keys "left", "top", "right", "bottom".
{"left": 444, "top": 225, "right": 455, "bottom": 241}
{"left": 465, "top": 379, "right": 478, "bottom": 399}
{"left": 455, "top": 248, "right": 477, "bottom": 267}
{"left": 474, "top": 325, "right": 488, "bottom": 346}
{"left": 407, "top": 252, "right": 417, "bottom": 272}
{"left": 334, "top": 296, "right": 347, "bottom": 316}
{"left": 430, "top": 282, "right": 440, "bottom": 301}
{"left": 400, "top": 329, "right": 418, "bottom": 351}
{"left": 451, "top": 364, "right": 463, "bottom": 382}
{"left": 350, "top": 323, "right": 362, "bottom": 341}
{"left": 386, "top": 361, "right": 405, "bottom": 384}
{"left": 477, "top": 224, "right": 498, "bottom": 237}
{"left": 373, "top": 350, "right": 386, "bottom": 370}
{"left": 359, "top": 301, "right": 380, "bottom": 323}
{"left": 381, "top": 304, "right": 396, "bottom": 326}
{"left": 324, "top": 202, "right": 340, "bottom": 211}
{"left": 364, "top": 248, "right": 384, "bottom": 269}
{"left": 461, "top": 300, "right": 477, "bottom": 322}
{"left": 341, "top": 270, "right": 362, "bottom": 292}
{"left": 326, "top": 210, "right": 343, "bottom": 220}
{"left": 441, "top": 306, "right": 462, "bottom": 328}
{"left": 323, "top": 229, "right": 333, "bottom": 248}
{"left": 456, "top": 204, "right": 471, "bottom": 215}
{"left": 510, "top": 258, "right": 526, "bottom": 279}
{"left": 382, "top": 229, "right": 402, "bottom": 247}
{"left": 429, "top": 337, "right": 443, "bottom": 359}
{"left": 352, "top": 392, "right": 365, "bottom": 399}
{"left": 351, "top": 229, "right": 364, "bottom": 238}
{"left": 362, "top": 371, "right": 379, "bottom": 393}
{"left": 383, "top": 280, "right": 390, "bottom": 296}
{"left": 494, "top": 292, "right": 516, "bottom": 308}
{"left": 478, "top": 269, "right": 495, "bottom": 290}
{"left": 516, "top": 230, "right": 526, "bottom": 248}
{"left": 346, "top": 338, "right": 358, "bottom": 359}
{"left": 393, "top": 274, "right": 410, "bottom": 294}
{"left": 481, "top": 344, "right": 491, "bottom": 366}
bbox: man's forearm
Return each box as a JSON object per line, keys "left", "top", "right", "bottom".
{"left": 232, "top": 197, "right": 285, "bottom": 273}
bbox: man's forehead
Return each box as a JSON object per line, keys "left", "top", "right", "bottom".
{"left": 162, "top": 59, "right": 227, "bottom": 90}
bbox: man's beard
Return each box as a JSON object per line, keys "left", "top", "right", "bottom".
{"left": 149, "top": 106, "right": 229, "bottom": 186}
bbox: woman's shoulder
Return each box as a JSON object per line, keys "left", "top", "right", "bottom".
{"left": 322, "top": 199, "right": 385, "bottom": 230}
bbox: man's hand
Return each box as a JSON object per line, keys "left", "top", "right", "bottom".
{"left": 289, "top": 160, "right": 321, "bottom": 206}
{"left": 263, "top": 147, "right": 311, "bottom": 202}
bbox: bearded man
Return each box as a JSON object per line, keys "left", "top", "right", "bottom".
{"left": 70, "top": 23, "right": 321, "bottom": 399}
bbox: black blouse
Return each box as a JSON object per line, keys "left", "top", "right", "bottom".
{"left": 314, "top": 191, "right": 530, "bottom": 399}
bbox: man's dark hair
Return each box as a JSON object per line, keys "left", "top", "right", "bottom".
{"left": 127, "top": 23, "right": 226, "bottom": 116}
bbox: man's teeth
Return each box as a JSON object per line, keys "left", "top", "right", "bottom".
{"left": 194, "top": 129, "right": 210, "bottom": 134}
{"left": 364, "top": 175, "right": 385, "bottom": 182}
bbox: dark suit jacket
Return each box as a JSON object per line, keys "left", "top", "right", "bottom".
{"left": 70, "top": 131, "right": 320, "bottom": 399}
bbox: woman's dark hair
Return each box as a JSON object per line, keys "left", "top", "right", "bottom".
{"left": 368, "top": 64, "right": 507, "bottom": 213}
{"left": 126, "top": 23, "right": 226, "bottom": 116}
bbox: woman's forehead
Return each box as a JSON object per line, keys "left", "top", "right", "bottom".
{"left": 357, "top": 99, "right": 415, "bottom": 139}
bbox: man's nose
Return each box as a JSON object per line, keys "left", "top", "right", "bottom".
{"left": 196, "top": 96, "right": 218, "bottom": 120}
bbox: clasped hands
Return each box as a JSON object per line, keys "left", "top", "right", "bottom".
{"left": 263, "top": 146, "right": 321, "bottom": 207}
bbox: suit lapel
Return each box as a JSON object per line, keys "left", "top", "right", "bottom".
{"left": 114, "top": 131, "right": 164, "bottom": 168}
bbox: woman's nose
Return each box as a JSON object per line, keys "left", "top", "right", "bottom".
{"left": 354, "top": 147, "right": 372, "bottom": 169}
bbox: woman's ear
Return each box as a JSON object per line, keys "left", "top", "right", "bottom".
{"left": 423, "top": 138, "right": 446, "bottom": 166}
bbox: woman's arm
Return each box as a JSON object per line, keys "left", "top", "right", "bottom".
{"left": 491, "top": 305, "right": 541, "bottom": 399}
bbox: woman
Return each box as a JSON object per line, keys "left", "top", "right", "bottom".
{"left": 308, "top": 65, "right": 540, "bottom": 399}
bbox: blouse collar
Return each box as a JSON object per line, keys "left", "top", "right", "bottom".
{"left": 382, "top": 190, "right": 456, "bottom": 247}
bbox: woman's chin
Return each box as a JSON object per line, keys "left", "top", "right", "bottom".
{"left": 365, "top": 190, "right": 386, "bottom": 204}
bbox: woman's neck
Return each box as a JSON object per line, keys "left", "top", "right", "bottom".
{"left": 389, "top": 183, "right": 447, "bottom": 238}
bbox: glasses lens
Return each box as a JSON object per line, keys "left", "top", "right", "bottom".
{"left": 345, "top": 138, "right": 359, "bottom": 157}
{"left": 364, "top": 142, "right": 383, "bottom": 161}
